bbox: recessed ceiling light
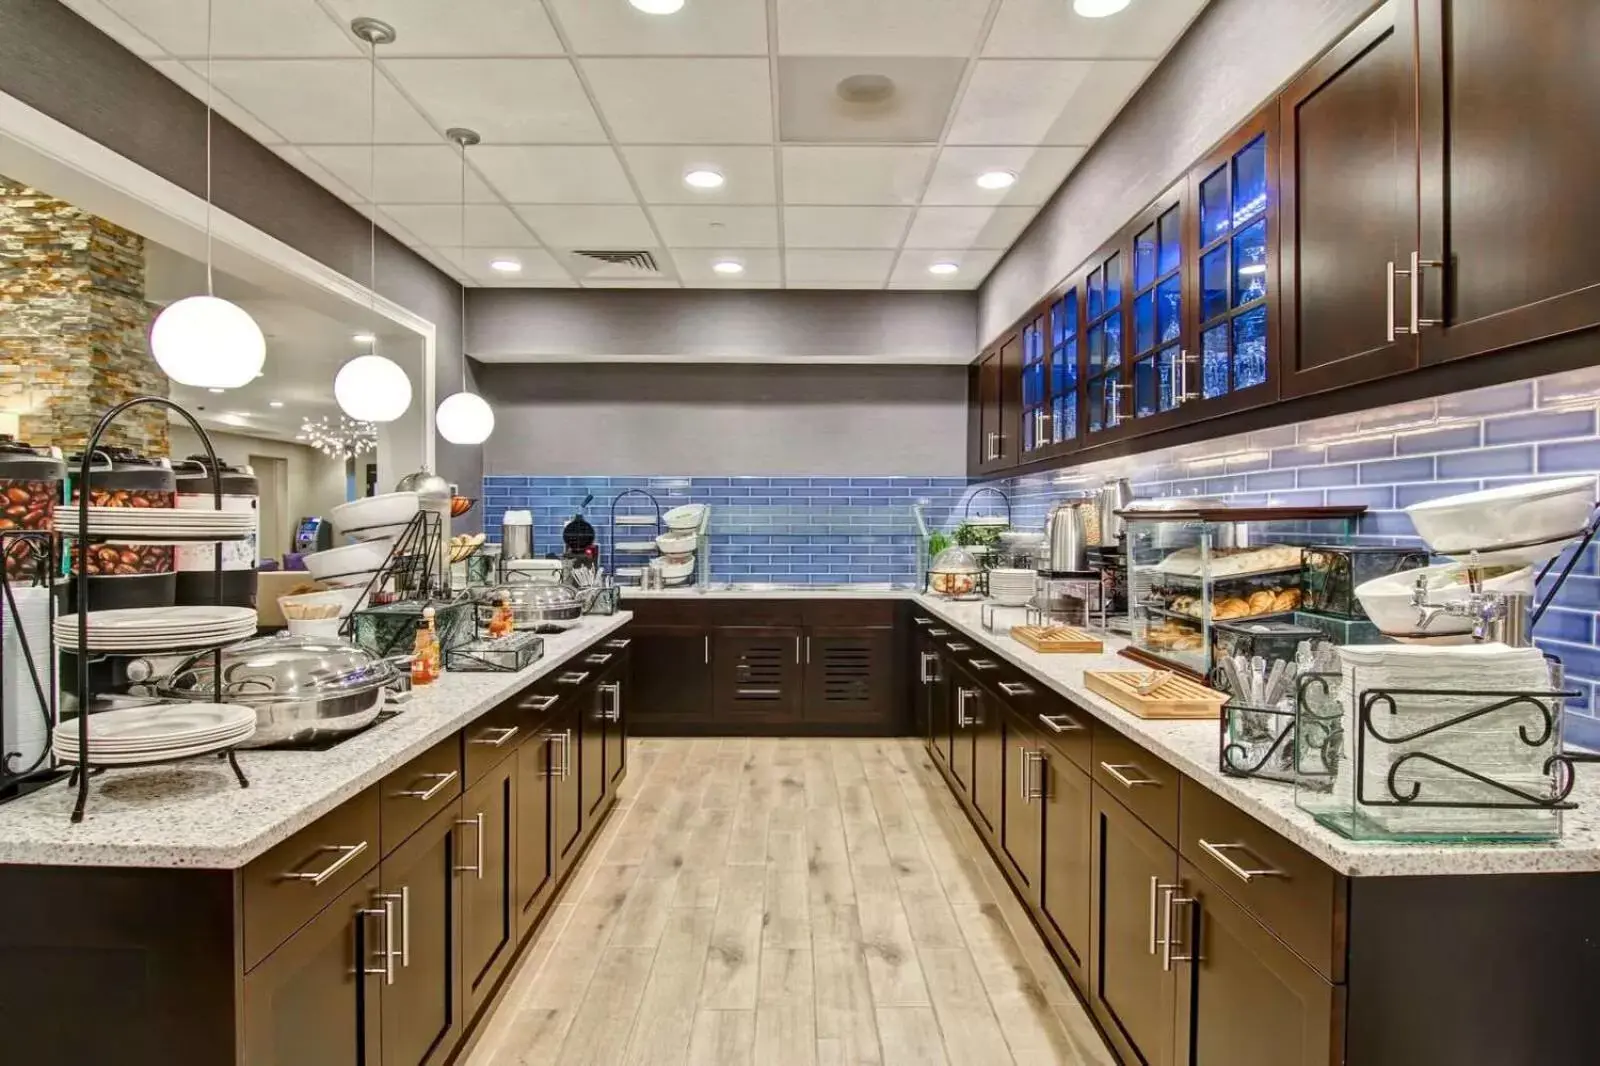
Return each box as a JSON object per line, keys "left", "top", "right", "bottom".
{"left": 630, "top": 0, "right": 684, "bottom": 13}
{"left": 352, "top": 332, "right": 376, "bottom": 344}
{"left": 976, "top": 170, "right": 1017, "bottom": 190}
{"left": 928, "top": 262, "right": 960, "bottom": 276}
{"left": 208, "top": 387, "right": 226, "bottom": 393}
{"left": 269, "top": 400, "right": 285, "bottom": 408}
{"left": 712, "top": 260, "right": 745, "bottom": 275}
{"left": 1074, "top": 0, "right": 1132, "bottom": 16}
{"left": 684, "top": 169, "right": 725, "bottom": 190}
{"left": 489, "top": 258, "right": 522, "bottom": 274}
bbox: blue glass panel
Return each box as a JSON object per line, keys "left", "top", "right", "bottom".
{"left": 1088, "top": 323, "right": 1105, "bottom": 373}
{"left": 1156, "top": 275, "right": 1181, "bottom": 344}
{"left": 1088, "top": 377, "right": 1104, "bottom": 433}
{"left": 1133, "top": 291, "right": 1155, "bottom": 354}
{"left": 1134, "top": 356, "right": 1157, "bottom": 418}
{"left": 1201, "top": 246, "right": 1228, "bottom": 323}
{"left": 1233, "top": 133, "right": 1267, "bottom": 226}
{"left": 1157, "top": 206, "right": 1181, "bottom": 276}
{"left": 1104, "top": 253, "right": 1122, "bottom": 309}
{"left": 1051, "top": 340, "right": 1076, "bottom": 395}
{"left": 1104, "top": 311, "right": 1122, "bottom": 369}
{"left": 1050, "top": 299, "right": 1065, "bottom": 346}
{"left": 1233, "top": 305, "right": 1269, "bottom": 390}
{"left": 1088, "top": 270, "right": 1103, "bottom": 319}
{"left": 1232, "top": 219, "right": 1268, "bottom": 307}
{"left": 1133, "top": 225, "right": 1156, "bottom": 290}
{"left": 1202, "top": 323, "right": 1230, "bottom": 400}
{"left": 1062, "top": 291, "right": 1077, "bottom": 338}
{"left": 1053, "top": 395, "right": 1076, "bottom": 443}
{"left": 1158, "top": 345, "right": 1181, "bottom": 411}
{"left": 1200, "top": 163, "right": 1229, "bottom": 244}
{"left": 1022, "top": 362, "right": 1044, "bottom": 408}
{"left": 1023, "top": 407, "right": 1036, "bottom": 452}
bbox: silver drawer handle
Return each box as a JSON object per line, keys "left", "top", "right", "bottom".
{"left": 1038, "top": 713, "right": 1083, "bottom": 733}
{"left": 522, "top": 693, "right": 559, "bottom": 712}
{"left": 557, "top": 671, "right": 590, "bottom": 685}
{"left": 283, "top": 841, "right": 368, "bottom": 885}
{"left": 455, "top": 813, "right": 485, "bottom": 878}
{"left": 913, "top": 616, "right": 934, "bottom": 625}
{"left": 998, "top": 681, "right": 1033, "bottom": 697}
{"left": 1100, "top": 762, "right": 1159, "bottom": 789}
{"left": 969, "top": 659, "right": 999, "bottom": 671}
{"left": 947, "top": 641, "right": 972, "bottom": 652}
{"left": 585, "top": 652, "right": 613, "bottom": 665}
{"left": 396, "top": 770, "right": 458, "bottom": 801}
{"left": 928, "top": 628, "right": 951, "bottom": 636}
{"left": 601, "top": 681, "right": 622, "bottom": 721}
{"left": 1198, "top": 839, "right": 1286, "bottom": 883}
{"left": 604, "top": 638, "right": 632, "bottom": 649}
{"left": 470, "top": 725, "right": 519, "bottom": 747}
{"left": 362, "top": 896, "right": 396, "bottom": 984}
{"left": 374, "top": 885, "right": 410, "bottom": 967}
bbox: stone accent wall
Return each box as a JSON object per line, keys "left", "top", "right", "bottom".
{"left": 0, "top": 175, "right": 167, "bottom": 454}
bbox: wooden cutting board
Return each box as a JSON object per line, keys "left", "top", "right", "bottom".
{"left": 1010, "top": 625, "right": 1103, "bottom": 654}
{"left": 1084, "top": 670, "right": 1228, "bottom": 720}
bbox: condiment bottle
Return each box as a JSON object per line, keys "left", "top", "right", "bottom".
{"left": 423, "top": 606, "right": 441, "bottom": 679}
{"left": 411, "top": 619, "right": 433, "bottom": 687}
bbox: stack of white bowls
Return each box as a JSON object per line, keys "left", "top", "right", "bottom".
{"left": 987, "top": 568, "right": 1037, "bottom": 607}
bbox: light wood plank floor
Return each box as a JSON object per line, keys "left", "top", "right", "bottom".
{"left": 465, "top": 738, "right": 1117, "bottom": 1066}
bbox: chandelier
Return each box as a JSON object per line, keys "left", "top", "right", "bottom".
{"left": 298, "top": 415, "right": 377, "bottom": 460}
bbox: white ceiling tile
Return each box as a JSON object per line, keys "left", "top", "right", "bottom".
{"left": 513, "top": 205, "right": 658, "bottom": 249}
{"left": 921, "top": 146, "right": 1085, "bottom": 205}
{"left": 377, "top": 204, "right": 540, "bottom": 247}
{"left": 903, "top": 206, "right": 1036, "bottom": 249}
{"left": 58, "top": 0, "right": 165, "bottom": 56}
{"left": 775, "top": 0, "right": 992, "bottom": 56}
{"left": 652, "top": 206, "right": 778, "bottom": 248}
{"left": 984, "top": 0, "right": 1210, "bottom": 59}
{"left": 302, "top": 145, "right": 501, "bottom": 203}
{"left": 947, "top": 59, "right": 1155, "bottom": 145}
{"left": 784, "top": 207, "right": 912, "bottom": 249}
{"left": 547, "top": 0, "right": 768, "bottom": 56}
{"left": 781, "top": 147, "right": 937, "bottom": 206}
{"left": 471, "top": 146, "right": 637, "bottom": 203}
{"left": 323, "top": 0, "right": 563, "bottom": 56}
{"left": 890, "top": 248, "right": 1000, "bottom": 288}
{"left": 579, "top": 59, "right": 772, "bottom": 144}
{"left": 674, "top": 249, "right": 782, "bottom": 286}
{"left": 620, "top": 146, "right": 777, "bottom": 205}
{"left": 151, "top": 60, "right": 284, "bottom": 145}
{"left": 776, "top": 56, "right": 965, "bottom": 143}
{"left": 271, "top": 146, "right": 363, "bottom": 202}
{"left": 205, "top": 60, "right": 439, "bottom": 144}
{"left": 100, "top": 0, "right": 358, "bottom": 57}
{"left": 784, "top": 249, "right": 895, "bottom": 286}
{"left": 383, "top": 59, "right": 605, "bottom": 143}
{"left": 441, "top": 247, "right": 573, "bottom": 285}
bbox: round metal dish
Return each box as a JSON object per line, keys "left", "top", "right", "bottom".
{"left": 476, "top": 583, "right": 584, "bottom": 631}
{"left": 156, "top": 634, "right": 397, "bottom": 748}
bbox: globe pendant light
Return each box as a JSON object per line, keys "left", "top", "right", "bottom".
{"left": 434, "top": 127, "right": 495, "bottom": 446}
{"left": 149, "top": 0, "right": 265, "bottom": 389}
{"left": 334, "top": 16, "right": 413, "bottom": 425}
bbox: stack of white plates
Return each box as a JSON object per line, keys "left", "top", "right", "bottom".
{"left": 988, "top": 568, "right": 1037, "bottom": 607}
{"left": 52, "top": 702, "right": 256, "bottom": 765}
{"left": 71, "top": 505, "right": 255, "bottom": 541}
{"left": 54, "top": 605, "right": 257, "bottom": 652}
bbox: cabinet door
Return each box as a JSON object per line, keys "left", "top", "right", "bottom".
{"left": 1122, "top": 185, "right": 1195, "bottom": 436}
{"left": 581, "top": 679, "right": 608, "bottom": 822}
{"left": 1174, "top": 859, "right": 1340, "bottom": 1066}
{"left": 1021, "top": 302, "right": 1082, "bottom": 462}
{"left": 712, "top": 627, "right": 804, "bottom": 726}
{"left": 949, "top": 673, "right": 979, "bottom": 796}
{"left": 1081, "top": 241, "right": 1133, "bottom": 443}
{"left": 1090, "top": 787, "right": 1179, "bottom": 1066}
{"left": 974, "top": 344, "right": 1006, "bottom": 471}
{"left": 551, "top": 702, "right": 585, "bottom": 877}
{"left": 1039, "top": 750, "right": 1093, "bottom": 982}
{"left": 603, "top": 662, "right": 628, "bottom": 793}
{"left": 629, "top": 626, "right": 710, "bottom": 732}
{"left": 1417, "top": 0, "right": 1600, "bottom": 365}
{"left": 514, "top": 732, "right": 555, "bottom": 935}
{"left": 1279, "top": 0, "right": 1421, "bottom": 398}
{"left": 460, "top": 759, "right": 516, "bottom": 1020}
{"left": 915, "top": 633, "right": 948, "bottom": 764}
{"left": 803, "top": 626, "right": 893, "bottom": 727}
{"left": 242, "top": 870, "right": 382, "bottom": 1066}
{"left": 999, "top": 709, "right": 1044, "bottom": 895}
{"left": 969, "top": 685, "right": 1005, "bottom": 838}
{"left": 379, "top": 805, "right": 464, "bottom": 1066}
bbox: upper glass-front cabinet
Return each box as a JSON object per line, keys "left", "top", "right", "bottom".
{"left": 1125, "top": 188, "right": 1191, "bottom": 430}
{"left": 1020, "top": 291, "right": 1081, "bottom": 459}
{"left": 1083, "top": 248, "right": 1126, "bottom": 437}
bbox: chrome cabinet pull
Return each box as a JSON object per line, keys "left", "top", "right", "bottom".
{"left": 956, "top": 688, "right": 977, "bottom": 728}
{"left": 928, "top": 628, "right": 951, "bottom": 637}
{"left": 1176, "top": 349, "right": 1197, "bottom": 403}
{"left": 283, "top": 840, "right": 368, "bottom": 885}
{"left": 396, "top": 770, "right": 458, "bottom": 801}
{"left": 1148, "top": 876, "right": 1161, "bottom": 955}
{"left": 540, "top": 731, "right": 566, "bottom": 777}
{"left": 704, "top": 635, "right": 709, "bottom": 664}
{"left": 795, "top": 635, "right": 801, "bottom": 664}
{"left": 1038, "top": 712, "right": 1083, "bottom": 734}
{"left": 561, "top": 729, "right": 573, "bottom": 778}
{"left": 1027, "top": 750, "right": 1045, "bottom": 800}
{"left": 805, "top": 636, "right": 811, "bottom": 664}
{"left": 584, "top": 652, "right": 613, "bottom": 665}
{"left": 1018, "top": 745, "right": 1029, "bottom": 802}
{"left": 1099, "top": 762, "right": 1158, "bottom": 789}
{"left": 913, "top": 616, "right": 933, "bottom": 626}
{"left": 600, "top": 681, "right": 622, "bottom": 721}
{"left": 557, "top": 671, "right": 589, "bottom": 685}
{"left": 362, "top": 897, "right": 396, "bottom": 985}
{"left": 375, "top": 886, "right": 410, "bottom": 968}
{"left": 522, "top": 693, "right": 559, "bottom": 713}
{"left": 455, "top": 813, "right": 485, "bottom": 878}
{"left": 969, "top": 658, "right": 999, "bottom": 671}
{"left": 1413, "top": 250, "right": 1442, "bottom": 332}
{"left": 947, "top": 641, "right": 972, "bottom": 652}
{"left": 998, "top": 681, "right": 1032, "bottom": 697}
{"left": 1016, "top": 748, "right": 1043, "bottom": 803}
{"left": 1163, "top": 887, "right": 1197, "bottom": 971}
{"left": 604, "top": 638, "right": 631, "bottom": 649}
{"left": 919, "top": 652, "right": 937, "bottom": 684}
{"left": 1197, "top": 839, "right": 1286, "bottom": 883}
{"left": 1106, "top": 381, "right": 1130, "bottom": 427}
{"left": 470, "top": 725, "right": 519, "bottom": 747}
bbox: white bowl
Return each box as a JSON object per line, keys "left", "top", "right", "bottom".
{"left": 1405, "top": 476, "right": 1595, "bottom": 565}
{"left": 659, "top": 555, "right": 697, "bottom": 580}
{"left": 1354, "top": 562, "right": 1534, "bottom": 636}
{"left": 286, "top": 616, "right": 344, "bottom": 638}
{"left": 656, "top": 530, "right": 698, "bottom": 554}
{"left": 331, "top": 492, "right": 420, "bottom": 542}
{"left": 278, "top": 586, "right": 365, "bottom": 620}
{"left": 663, "top": 504, "right": 707, "bottom": 532}
{"left": 303, "top": 538, "right": 397, "bottom": 588}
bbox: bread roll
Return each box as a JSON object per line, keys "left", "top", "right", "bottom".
{"left": 1273, "top": 588, "right": 1301, "bottom": 611}
{"left": 1248, "top": 590, "right": 1275, "bottom": 614}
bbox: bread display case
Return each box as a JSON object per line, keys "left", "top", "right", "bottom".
{"left": 1119, "top": 504, "right": 1366, "bottom": 677}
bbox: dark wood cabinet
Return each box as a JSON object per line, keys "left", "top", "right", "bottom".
{"left": 1081, "top": 239, "right": 1133, "bottom": 442}
{"left": 550, "top": 696, "right": 585, "bottom": 879}
{"left": 1173, "top": 858, "right": 1341, "bottom": 1066}
{"left": 802, "top": 626, "right": 893, "bottom": 726}
{"left": 974, "top": 335, "right": 1020, "bottom": 472}
{"left": 968, "top": 681, "right": 1005, "bottom": 839}
{"left": 998, "top": 709, "right": 1043, "bottom": 894}
{"left": 1278, "top": 0, "right": 1421, "bottom": 398}
{"left": 242, "top": 869, "right": 382, "bottom": 1066}
{"left": 1120, "top": 183, "right": 1195, "bottom": 436}
{"left": 916, "top": 630, "right": 951, "bottom": 768}
{"left": 581, "top": 677, "right": 608, "bottom": 822}
{"left": 602, "top": 658, "right": 628, "bottom": 794}
{"left": 712, "top": 626, "right": 805, "bottom": 725}
{"left": 513, "top": 730, "right": 555, "bottom": 936}
{"left": 629, "top": 625, "right": 710, "bottom": 732}
{"left": 1038, "top": 745, "right": 1093, "bottom": 984}
{"left": 948, "top": 671, "right": 979, "bottom": 797}
{"left": 460, "top": 758, "right": 516, "bottom": 1021}
{"left": 378, "top": 804, "right": 464, "bottom": 1066}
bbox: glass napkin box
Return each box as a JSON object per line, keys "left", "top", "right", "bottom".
{"left": 1300, "top": 545, "right": 1429, "bottom": 619}
{"left": 349, "top": 597, "right": 473, "bottom": 659}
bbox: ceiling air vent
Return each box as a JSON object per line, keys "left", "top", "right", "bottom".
{"left": 572, "top": 249, "right": 659, "bottom": 274}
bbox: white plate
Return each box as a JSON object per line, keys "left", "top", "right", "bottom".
{"left": 55, "top": 702, "right": 256, "bottom": 744}
{"left": 54, "top": 720, "right": 256, "bottom": 754}
{"left": 54, "top": 728, "right": 254, "bottom": 765}
{"left": 55, "top": 626, "right": 257, "bottom": 652}
{"left": 55, "top": 605, "right": 256, "bottom": 633}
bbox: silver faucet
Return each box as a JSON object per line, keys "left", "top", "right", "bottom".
{"left": 1411, "top": 571, "right": 1509, "bottom": 642}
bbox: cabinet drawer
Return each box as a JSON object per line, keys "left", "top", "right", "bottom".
{"left": 1034, "top": 693, "right": 1094, "bottom": 772}
{"left": 242, "top": 784, "right": 380, "bottom": 972}
{"left": 462, "top": 698, "right": 524, "bottom": 786}
{"left": 802, "top": 600, "right": 894, "bottom": 627}
{"left": 1092, "top": 728, "right": 1179, "bottom": 844}
{"left": 1179, "top": 779, "right": 1345, "bottom": 982}
{"left": 381, "top": 735, "right": 464, "bottom": 856}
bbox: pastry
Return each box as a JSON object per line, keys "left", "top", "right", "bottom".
{"left": 1272, "top": 588, "right": 1302, "bottom": 611}
{"left": 1248, "top": 590, "right": 1275, "bottom": 614}
{"left": 1213, "top": 597, "right": 1248, "bottom": 619}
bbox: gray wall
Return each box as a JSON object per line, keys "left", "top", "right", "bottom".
{"left": 0, "top": 0, "right": 481, "bottom": 529}
{"left": 979, "top": 0, "right": 1373, "bottom": 345}
{"left": 467, "top": 288, "right": 976, "bottom": 364}
{"left": 478, "top": 362, "right": 968, "bottom": 477}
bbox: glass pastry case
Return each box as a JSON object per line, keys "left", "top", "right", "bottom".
{"left": 1120, "top": 504, "right": 1365, "bottom": 677}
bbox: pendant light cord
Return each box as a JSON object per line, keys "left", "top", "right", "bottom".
{"left": 458, "top": 136, "right": 468, "bottom": 394}
{"left": 204, "top": 0, "right": 214, "bottom": 296}
{"left": 367, "top": 33, "right": 378, "bottom": 324}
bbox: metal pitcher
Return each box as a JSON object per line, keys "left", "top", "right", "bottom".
{"left": 1045, "top": 500, "right": 1089, "bottom": 573}
{"left": 1096, "top": 478, "right": 1134, "bottom": 545}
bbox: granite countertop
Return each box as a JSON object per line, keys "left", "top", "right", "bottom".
{"left": 623, "top": 583, "right": 917, "bottom": 599}
{"left": 914, "top": 596, "right": 1600, "bottom": 878}
{"left": 0, "top": 613, "right": 633, "bottom": 870}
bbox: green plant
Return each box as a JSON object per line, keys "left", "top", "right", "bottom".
{"left": 953, "top": 521, "right": 1002, "bottom": 551}
{"left": 927, "top": 531, "right": 951, "bottom": 560}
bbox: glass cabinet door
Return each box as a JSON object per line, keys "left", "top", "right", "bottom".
{"left": 1020, "top": 292, "right": 1082, "bottom": 459}
{"left": 1020, "top": 313, "right": 1048, "bottom": 457}
{"left": 1126, "top": 187, "right": 1191, "bottom": 431}
{"left": 1082, "top": 246, "right": 1128, "bottom": 439}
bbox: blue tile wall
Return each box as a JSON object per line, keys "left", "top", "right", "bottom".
{"left": 994, "top": 363, "right": 1600, "bottom": 746}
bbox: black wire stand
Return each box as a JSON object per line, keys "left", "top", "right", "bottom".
{"left": 0, "top": 529, "right": 66, "bottom": 802}
{"left": 338, "top": 510, "right": 451, "bottom": 658}
{"left": 608, "top": 489, "right": 663, "bottom": 582}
